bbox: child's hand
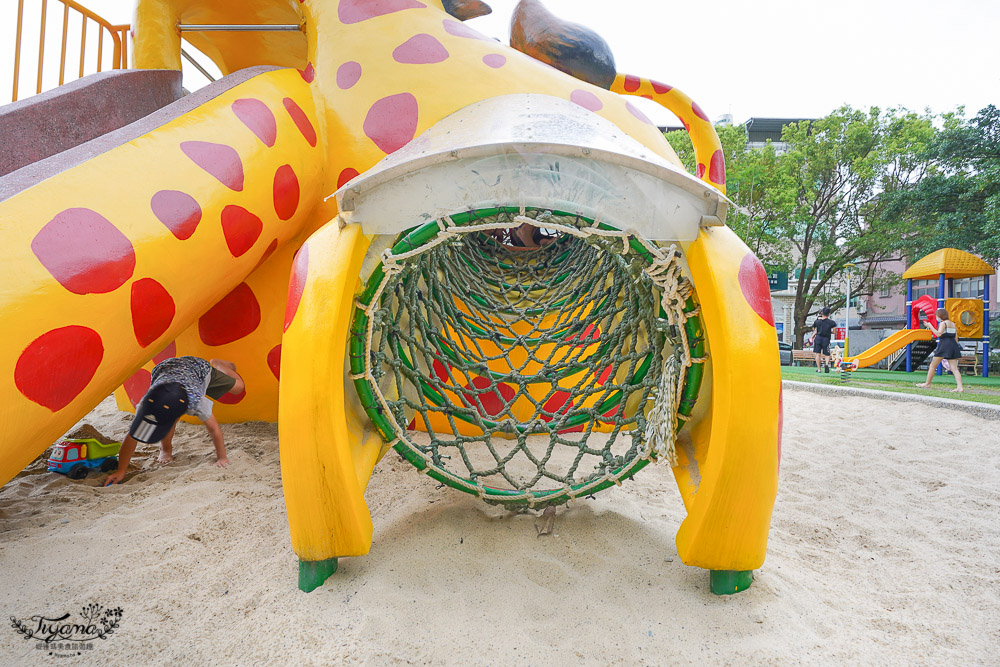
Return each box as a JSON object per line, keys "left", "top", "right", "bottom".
{"left": 215, "top": 457, "right": 229, "bottom": 468}
{"left": 104, "top": 470, "right": 126, "bottom": 486}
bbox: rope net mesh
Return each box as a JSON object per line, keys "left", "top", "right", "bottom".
{"left": 351, "top": 208, "right": 704, "bottom": 507}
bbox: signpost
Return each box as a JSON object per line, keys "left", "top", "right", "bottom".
{"left": 768, "top": 269, "right": 788, "bottom": 292}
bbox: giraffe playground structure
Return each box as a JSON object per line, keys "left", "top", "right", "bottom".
{"left": 0, "top": 0, "right": 781, "bottom": 594}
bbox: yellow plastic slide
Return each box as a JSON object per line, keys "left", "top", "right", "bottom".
{"left": 845, "top": 329, "right": 933, "bottom": 369}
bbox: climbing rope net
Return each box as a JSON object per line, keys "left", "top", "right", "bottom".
{"left": 351, "top": 207, "right": 706, "bottom": 508}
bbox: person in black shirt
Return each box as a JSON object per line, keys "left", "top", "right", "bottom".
{"left": 811, "top": 307, "right": 837, "bottom": 373}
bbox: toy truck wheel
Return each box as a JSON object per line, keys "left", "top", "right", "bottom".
{"left": 100, "top": 458, "right": 118, "bottom": 473}
{"left": 67, "top": 465, "right": 87, "bottom": 480}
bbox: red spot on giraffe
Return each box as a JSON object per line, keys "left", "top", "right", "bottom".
{"left": 150, "top": 190, "right": 201, "bottom": 240}
{"left": 267, "top": 344, "right": 282, "bottom": 380}
{"left": 253, "top": 239, "right": 279, "bottom": 271}
{"left": 393, "top": 34, "right": 449, "bottom": 64}
{"left": 130, "top": 278, "right": 175, "bottom": 348}
{"left": 570, "top": 89, "right": 602, "bottom": 111}
{"left": 124, "top": 368, "right": 151, "bottom": 407}
{"left": 299, "top": 62, "right": 315, "bottom": 83}
{"left": 622, "top": 74, "right": 641, "bottom": 92}
{"left": 216, "top": 387, "right": 246, "bottom": 405}
{"left": 691, "top": 101, "right": 709, "bottom": 122}
{"left": 738, "top": 253, "right": 775, "bottom": 326}
{"left": 650, "top": 79, "right": 672, "bottom": 94}
{"left": 432, "top": 358, "right": 451, "bottom": 383}
{"left": 32, "top": 208, "right": 136, "bottom": 295}
{"left": 338, "top": 167, "right": 360, "bottom": 188}
{"left": 337, "top": 61, "right": 362, "bottom": 89}
{"left": 625, "top": 101, "right": 653, "bottom": 125}
{"left": 482, "top": 54, "right": 506, "bottom": 68}
{"left": 339, "top": 0, "right": 425, "bottom": 23}
{"left": 273, "top": 165, "right": 300, "bottom": 220}
{"left": 180, "top": 141, "right": 244, "bottom": 191}
{"left": 442, "top": 18, "right": 490, "bottom": 40}
{"left": 640, "top": 94, "right": 653, "bottom": 100}
{"left": 221, "top": 205, "right": 263, "bottom": 258}
{"left": 284, "top": 244, "right": 308, "bottom": 332}
{"left": 364, "top": 93, "right": 418, "bottom": 154}
{"left": 199, "top": 283, "right": 261, "bottom": 346}
{"left": 462, "top": 376, "right": 515, "bottom": 418}
{"left": 154, "top": 341, "right": 177, "bottom": 364}
{"left": 283, "top": 98, "right": 317, "bottom": 147}
{"left": 696, "top": 163, "right": 706, "bottom": 179}
{"left": 15, "top": 326, "right": 103, "bottom": 411}
{"left": 709, "top": 149, "right": 726, "bottom": 186}
{"left": 232, "top": 98, "right": 276, "bottom": 147}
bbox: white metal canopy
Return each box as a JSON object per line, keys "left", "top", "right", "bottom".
{"left": 332, "top": 93, "right": 729, "bottom": 240}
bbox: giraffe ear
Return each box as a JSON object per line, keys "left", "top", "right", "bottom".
{"left": 442, "top": 0, "right": 492, "bottom": 21}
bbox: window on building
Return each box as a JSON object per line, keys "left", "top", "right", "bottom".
{"left": 879, "top": 286, "right": 891, "bottom": 298}
{"left": 953, "top": 277, "right": 985, "bottom": 299}
{"left": 912, "top": 279, "right": 938, "bottom": 300}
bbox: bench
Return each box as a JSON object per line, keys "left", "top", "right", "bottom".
{"left": 955, "top": 356, "right": 980, "bottom": 375}
{"left": 792, "top": 350, "right": 816, "bottom": 366}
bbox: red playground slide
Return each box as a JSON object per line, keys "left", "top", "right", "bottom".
{"left": 910, "top": 295, "right": 941, "bottom": 334}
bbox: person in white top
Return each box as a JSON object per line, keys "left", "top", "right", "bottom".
{"left": 915, "top": 308, "right": 964, "bottom": 393}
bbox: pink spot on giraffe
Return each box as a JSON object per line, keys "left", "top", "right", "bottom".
{"left": 199, "top": 283, "right": 261, "bottom": 346}
{"left": 570, "top": 90, "right": 602, "bottom": 111}
{"left": 650, "top": 79, "right": 672, "bottom": 94}
{"left": 124, "top": 369, "right": 151, "bottom": 407}
{"left": 442, "top": 18, "right": 490, "bottom": 40}
{"left": 232, "top": 99, "right": 276, "bottom": 147}
{"left": 622, "top": 74, "right": 641, "bottom": 92}
{"left": 461, "top": 376, "right": 515, "bottom": 418}
{"left": 299, "top": 62, "right": 315, "bottom": 83}
{"left": 339, "top": 0, "right": 425, "bottom": 23}
{"left": 393, "top": 34, "right": 449, "bottom": 64}
{"left": 482, "top": 54, "right": 506, "bottom": 68}
{"left": 130, "top": 278, "right": 175, "bottom": 348}
{"left": 151, "top": 190, "right": 201, "bottom": 240}
{"left": 626, "top": 101, "right": 654, "bottom": 125}
{"left": 32, "top": 208, "right": 136, "bottom": 295}
{"left": 738, "top": 254, "right": 774, "bottom": 326}
{"left": 709, "top": 149, "right": 726, "bottom": 186}
{"left": 221, "top": 206, "right": 263, "bottom": 258}
{"left": 337, "top": 61, "right": 362, "bottom": 89}
{"left": 696, "top": 163, "right": 706, "bottom": 179}
{"left": 273, "top": 165, "right": 300, "bottom": 220}
{"left": 267, "top": 344, "right": 282, "bottom": 380}
{"left": 283, "top": 98, "right": 317, "bottom": 147}
{"left": 154, "top": 341, "right": 177, "bottom": 365}
{"left": 15, "top": 326, "right": 103, "bottom": 411}
{"left": 364, "top": 93, "right": 418, "bottom": 154}
{"left": 216, "top": 387, "right": 246, "bottom": 405}
{"left": 180, "top": 141, "right": 244, "bottom": 191}
{"left": 285, "top": 244, "right": 308, "bottom": 332}
{"left": 338, "top": 167, "right": 360, "bottom": 188}
{"left": 691, "top": 101, "right": 709, "bottom": 122}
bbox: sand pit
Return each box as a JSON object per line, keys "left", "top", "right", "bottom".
{"left": 2, "top": 388, "right": 999, "bottom": 665}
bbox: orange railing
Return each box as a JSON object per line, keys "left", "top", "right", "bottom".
{"left": 11, "top": 0, "right": 129, "bottom": 103}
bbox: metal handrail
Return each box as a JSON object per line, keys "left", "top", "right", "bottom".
{"left": 10, "top": 0, "right": 129, "bottom": 103}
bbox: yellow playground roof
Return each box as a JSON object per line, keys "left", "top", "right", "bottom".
{"left": 902, "top": 248, "right": 996, "bottom": 280}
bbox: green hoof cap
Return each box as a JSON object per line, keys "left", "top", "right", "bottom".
{"left": 298, "top": 558, "right": 338, "bottom": 592}
{"left": 710, "top": 569, "right": 753, "bottom": 595}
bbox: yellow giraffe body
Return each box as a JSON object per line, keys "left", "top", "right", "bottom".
{"left": 0, "top": 0, "right": 780, "bottom": 590}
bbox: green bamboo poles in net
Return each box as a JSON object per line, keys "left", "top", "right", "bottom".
{"left": 351, "top": 208, "right": 706, "bottom": 507}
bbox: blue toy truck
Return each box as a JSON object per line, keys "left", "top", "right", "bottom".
{"left": 47, "top": 438, "right": 122, "bottom": 479}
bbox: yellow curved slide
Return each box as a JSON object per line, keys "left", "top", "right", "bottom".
{"left": 845, "top": 329, "right": 933, "bottom": 369}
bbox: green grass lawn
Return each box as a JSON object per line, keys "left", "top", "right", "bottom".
{"left": 781, "top": 364, "right": 1000, "bottom": 406}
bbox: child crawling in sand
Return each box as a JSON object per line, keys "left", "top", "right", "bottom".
{"left": 105, "top": 357, "right": 244, "bottom": 485}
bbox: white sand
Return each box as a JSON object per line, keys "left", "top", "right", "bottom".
{"left": 2, "top": 389, "right": 999, "bottom": 665}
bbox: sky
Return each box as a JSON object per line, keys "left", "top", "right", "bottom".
{"left": 4, "top": 0, "right": 998, "bottom": 126}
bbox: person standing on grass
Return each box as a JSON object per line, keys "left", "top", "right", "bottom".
{"left": 916, "top": 308, "right": 965, "bottom": 393}
{"left": 811, "top": 307, "right": 837, "bottom": 373}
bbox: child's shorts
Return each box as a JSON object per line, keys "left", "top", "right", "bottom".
{"left": 205, "top": 368, "right": 237, "bottom": 399}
